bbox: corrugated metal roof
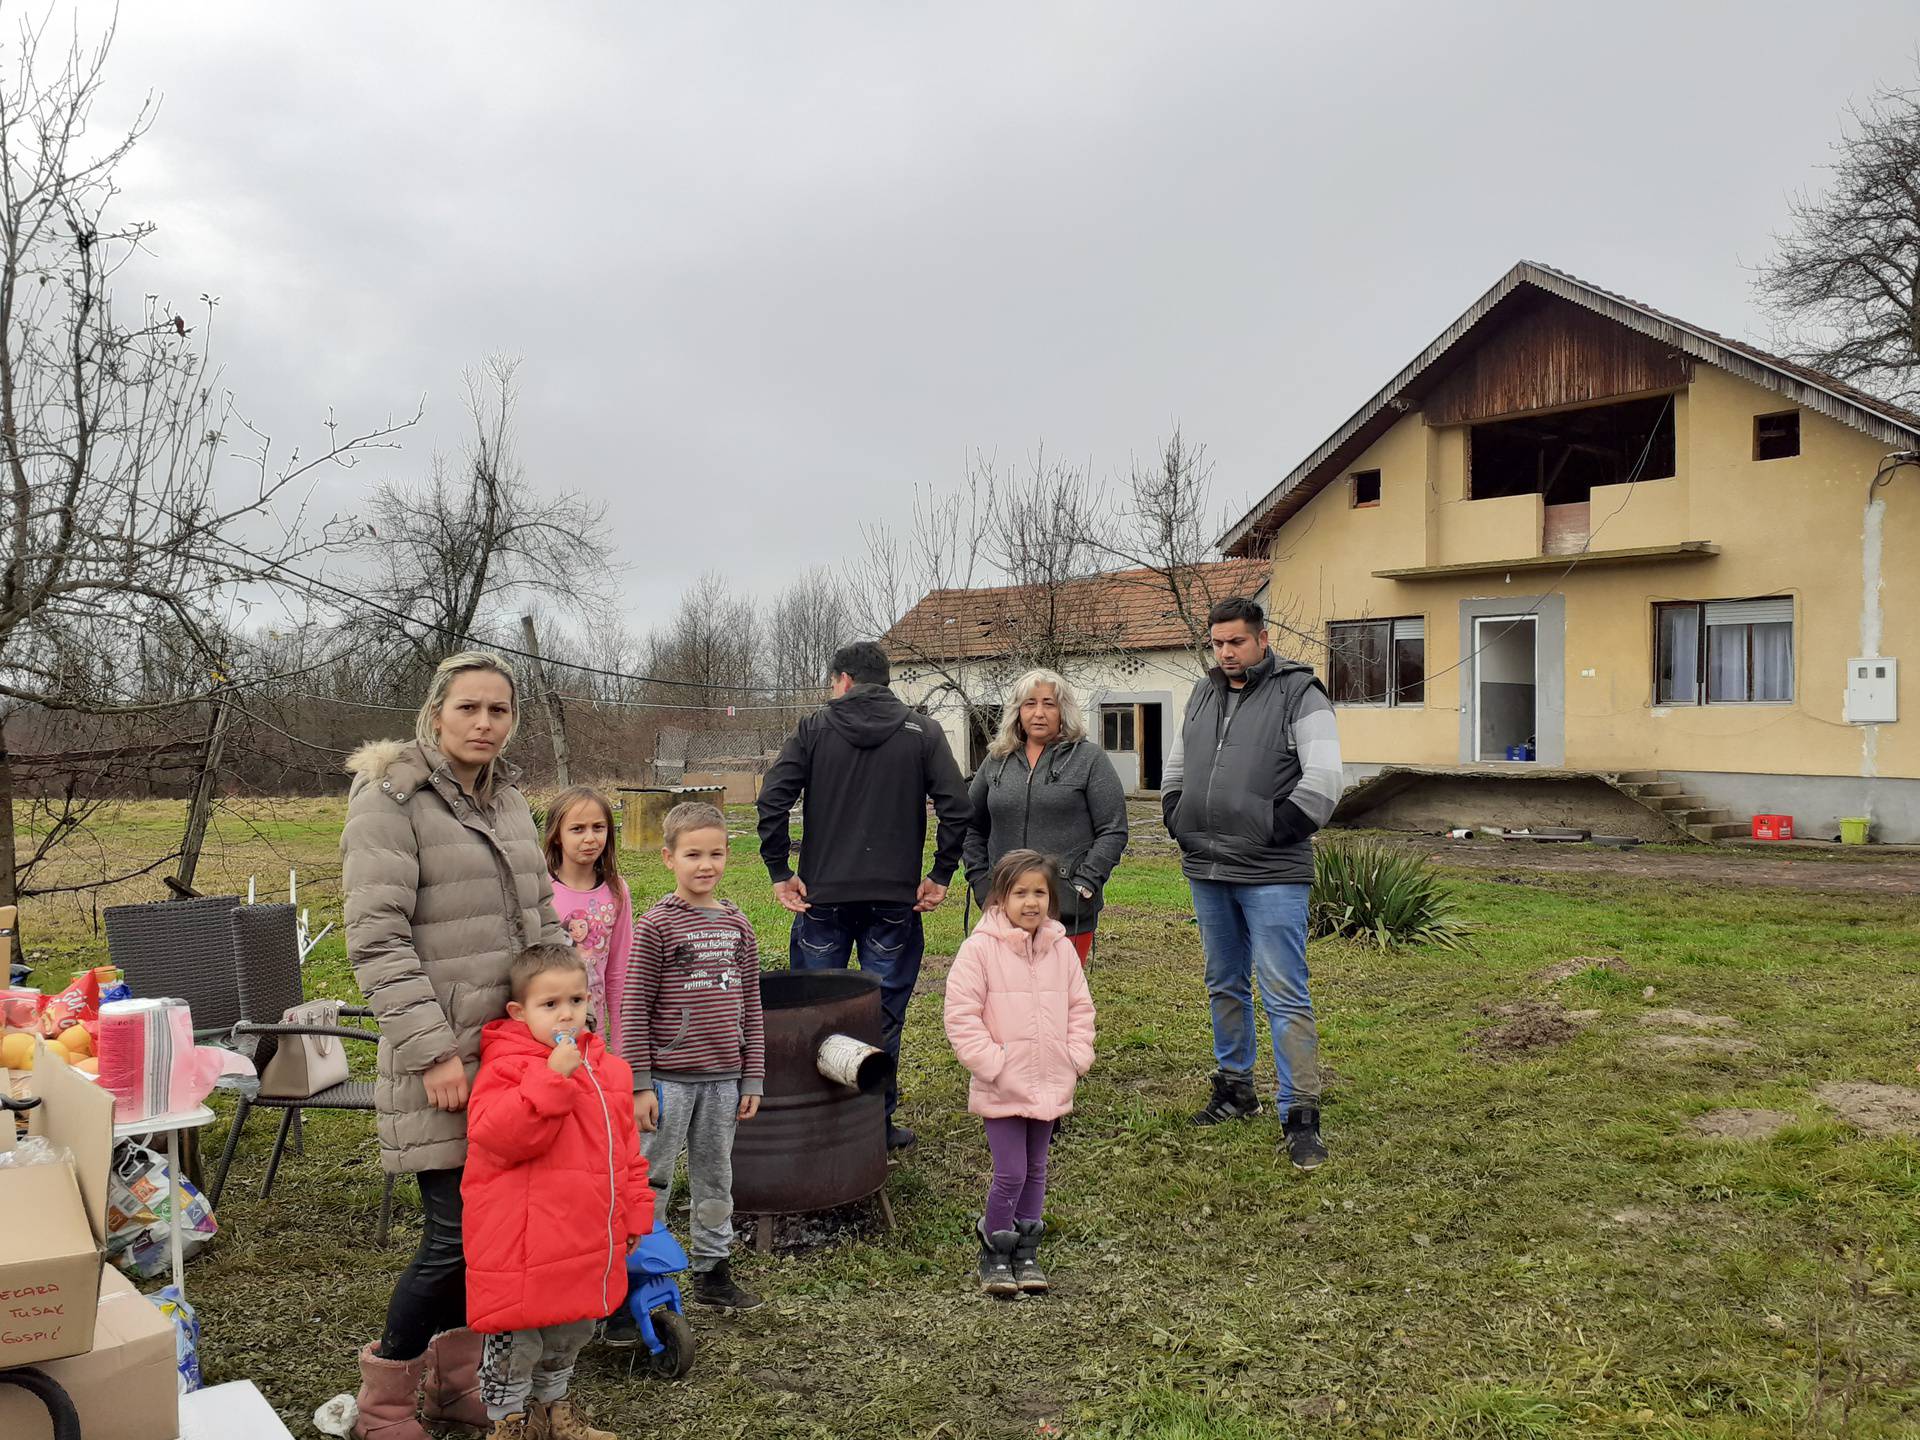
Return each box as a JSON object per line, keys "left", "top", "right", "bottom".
{"left": 1220, "top": 261, "right": 1920, "bottom": 558}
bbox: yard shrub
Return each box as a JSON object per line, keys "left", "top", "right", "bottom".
{"left": 1310, "top": 836, "right": 1469, "bottom": 950}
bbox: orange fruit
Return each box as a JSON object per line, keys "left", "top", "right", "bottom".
{"left": 74, "top": 1057, "right": 99, "bottom": 1075}
{"left": 0, "top": 1031, "right": 34, "bottom": 1070}
{"left": 57, "top": 1026, "right": 92, "bottom": 1058}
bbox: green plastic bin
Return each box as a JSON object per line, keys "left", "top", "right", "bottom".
{"left": 1839, "top": 816, "right": 1871, "bottom": 846}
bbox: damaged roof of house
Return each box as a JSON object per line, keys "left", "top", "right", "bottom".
{"left": 884, "top": 557, "right": 1270, "bottom": 662}
{"left": 1219, "top": 260, "right": 1920, "bottom": 559}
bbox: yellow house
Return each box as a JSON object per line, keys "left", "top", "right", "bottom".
{"left": 1222, "top": 262, "right": 1920, "bottom": 842}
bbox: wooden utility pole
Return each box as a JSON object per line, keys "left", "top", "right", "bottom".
{"left": 519, "top": 613, "right": 572, "bottom": 788}
{"left": 169, "top": 684, "right": 233, "bottom": 899}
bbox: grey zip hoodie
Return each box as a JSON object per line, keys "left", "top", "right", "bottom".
{"left": 962, "top": 737, "right": 1129, "bottom": 934}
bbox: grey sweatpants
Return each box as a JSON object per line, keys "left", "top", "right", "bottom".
{"left": 480, "top": 1319, "right": 595, "bottom": 1420}
{"left": 642, "top": 1077, "right": 739, "bottom": 1272}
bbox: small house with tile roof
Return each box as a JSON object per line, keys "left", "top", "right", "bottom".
{"left": 1222, "top": 261, "right": 1920, "bottom": 842}
{"left": 883, "top": 557, "right": 1270, "bottom": 791}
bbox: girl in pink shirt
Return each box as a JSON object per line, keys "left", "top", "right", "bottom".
{"left": 943, "top": 848, "right": 1095, "bottom": 1299}
{"left": 543, "top": 786, "right": 634, "bottom": 1049}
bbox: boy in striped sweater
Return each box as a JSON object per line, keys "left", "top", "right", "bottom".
{"left": 616, "top": 801, "right": 766, "bottom": 1314}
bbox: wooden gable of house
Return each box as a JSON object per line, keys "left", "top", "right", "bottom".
{"left": 1422, "top": 293, "right": 1694, "bottom": 427}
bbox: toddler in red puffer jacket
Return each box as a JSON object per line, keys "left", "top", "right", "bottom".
{"left": 462, "top": 944, "right": 650, "bottom": 1440}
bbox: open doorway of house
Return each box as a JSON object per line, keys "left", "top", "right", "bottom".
{"left": 966, "top": 704, "right": 1002, "bottom": 773}
{"left": 1139, "top": 703, "right": 1164, "bottom": 789}
{"left": 1474, "top": 616, "right": 1537, "bottom": 761}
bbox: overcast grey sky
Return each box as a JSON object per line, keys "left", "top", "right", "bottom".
{"left": 85, "top": 1, "right": 1920, "bottom": 632}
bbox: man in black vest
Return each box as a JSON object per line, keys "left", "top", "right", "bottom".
{"left": 757, "top": 640, "right": 971, "bottom": 1151}
{"left": 1161, "top": 596, "right": 1343, "bottom": 1171}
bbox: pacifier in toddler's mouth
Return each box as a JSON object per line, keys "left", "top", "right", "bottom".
{"left": 552, "top": 1029, "right": 576, "bottom": 1047}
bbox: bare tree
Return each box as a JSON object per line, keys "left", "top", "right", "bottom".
{"left": 644, "top": 570, "right": 758, "bottom": 705}
{"left": 856, "top": 448, "right": 1123, "bottom": 724}
{"left": 1758, "top": 65, "right": 1920, "bottom": 406}
{"left": 0, "top": 11, "right": 412, "bottom": 907}
{"left": 764, "top": 566, "right": 851, "bottom": 699}
{"left": 355, "top": 355, "right": 616, "bottom": 677}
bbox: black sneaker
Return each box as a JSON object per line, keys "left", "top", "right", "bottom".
{"left": 1191, "top": 1073, "right": 1262, "bottom": 1126}
{"left": 886, "top": 1124, "right": 918, "bottom": 1151}
{"left": 692, "top": 1259, "right": 763, "bottom": 1311}
{"left": 601, "top": 1306, "right": 642, "bottom": 1349}
{"left": 1282, "top": 1105, "right": 1329, "bottom": 1173}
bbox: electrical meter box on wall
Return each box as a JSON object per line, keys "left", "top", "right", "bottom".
{"left": 1847, "top": 657, "right": 1898, "bottom": 724}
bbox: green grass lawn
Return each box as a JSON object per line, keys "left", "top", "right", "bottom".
{"left": 19, "top": 800, "right": 1920, "bottom": 1438}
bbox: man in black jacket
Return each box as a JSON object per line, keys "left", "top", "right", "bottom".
{"left": 757, "top": 640, "right": 971, "bottom": 1150}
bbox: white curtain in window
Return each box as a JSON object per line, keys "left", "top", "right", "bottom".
{"left": 1660, "top": 606, "right": 1700, "bottom": 703}
{"left": 1707, "top": 624, "right": 1747, "bottom": 702}
{"left": 1751, "top": 621, "right": 1793, "bottom": 701}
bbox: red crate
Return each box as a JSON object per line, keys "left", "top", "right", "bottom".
{"left": 1751, "top": 814, "right": 1794, "bottom": 841}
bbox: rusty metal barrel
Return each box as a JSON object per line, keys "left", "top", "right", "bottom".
{"left": 731, "top": 970, "right": 892, "bottom": 1215}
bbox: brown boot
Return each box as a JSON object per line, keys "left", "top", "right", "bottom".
{"left": 421, "top": 1328, "right": 491, "bottom": 1429}
{"left": 534, "top": 1397, "right": 617, "bottom": 1440}
{"left": 351, "top": 1342, "right": 429, "bottom": 1440}
{"left": 486, "top": 1415, "right": 536, "bottom": 1440}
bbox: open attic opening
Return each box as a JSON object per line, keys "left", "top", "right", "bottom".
{"left": 1469, "top": 394, "right": 1676, "bottom": 502}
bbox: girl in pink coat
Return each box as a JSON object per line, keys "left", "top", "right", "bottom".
{"left": 943, "top": 849, "right": 1096, "bottom": 1297}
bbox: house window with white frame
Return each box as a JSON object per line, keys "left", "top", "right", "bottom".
{"left": 1328, "top": 617, "right": 1425, "bottom": 706}
{"left": 1655, "top": 598, "right": 1794, "bottom": 705}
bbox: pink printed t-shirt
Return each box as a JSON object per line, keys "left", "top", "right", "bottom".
{"left": 550, "top": 878, "right": 618, "bottom": 1030}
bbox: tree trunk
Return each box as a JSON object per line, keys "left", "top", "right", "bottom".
{"left": 0, "top": 720, "right": 17, "bottom": 911}
{"left": 519, "top": 613, "right": 571, "bottom": 788}
{"left": 171, "top": 689, "right": 232, "bottom": 898}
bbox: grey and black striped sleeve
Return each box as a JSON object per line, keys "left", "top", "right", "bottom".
{"left": 1274, "top": 687, "right": 1342, "bottom": 845}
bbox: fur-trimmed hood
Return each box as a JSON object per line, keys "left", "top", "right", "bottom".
{"left": 345, "top": 738, "right": 521, "bottom": 803}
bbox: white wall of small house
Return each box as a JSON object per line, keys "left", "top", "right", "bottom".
{"left": 893, "top": 646, "right": 1211, "bottom": 791}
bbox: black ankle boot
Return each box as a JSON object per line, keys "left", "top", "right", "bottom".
{"left": 1011, "top": 1220, "right": 1049, "bottom": 1293}
{"left": 693, "top": 1259, "right": 763, "bottom": 1311}
{"left": 975, "top": 1218, "right": 1018, "bottom": 1297}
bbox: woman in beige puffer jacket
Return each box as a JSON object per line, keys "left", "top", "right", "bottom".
{"left": 340, "top": 651, "right": 566, "bottom": 1439}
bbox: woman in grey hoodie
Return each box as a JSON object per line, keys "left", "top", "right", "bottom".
{"left": 963, "top": 670, "right": 1129, "bottom": 961}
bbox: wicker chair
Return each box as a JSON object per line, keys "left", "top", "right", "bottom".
{"left": 205, "top": 905, "right": 400, "bottom": 1246}
{"left": 103, "top": 895, "right": 247, "bottom": 1039}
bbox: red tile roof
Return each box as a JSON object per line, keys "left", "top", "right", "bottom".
{"left": 883, "top": 558, "right": 1270, "bottom": 662}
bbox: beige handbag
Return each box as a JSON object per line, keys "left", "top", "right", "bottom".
{"left": 257, "top": 1001, "right": 351, "bottom": 1099}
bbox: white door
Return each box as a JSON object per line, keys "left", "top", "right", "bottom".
{"left": 1473, "top": 615, "right": 1538, "bottom": 762}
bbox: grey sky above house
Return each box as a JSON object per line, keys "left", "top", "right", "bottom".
{"left": 89, "top": 1, "right": 1920, "bottom": 635}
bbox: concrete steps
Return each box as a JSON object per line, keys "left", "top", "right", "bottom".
{"left": 1607, "top": 770, "right": 1749, "bottom": 844}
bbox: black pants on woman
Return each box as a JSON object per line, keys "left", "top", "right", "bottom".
{"left": 377, "top": 1167, "right": 467, "bottom": 1360}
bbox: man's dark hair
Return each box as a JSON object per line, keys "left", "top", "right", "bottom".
{"left": 830, "top": 641, "right": 890, "bottom": 688}
{"left": 1207, "top": 595, "right": 1266, "bottom": 630}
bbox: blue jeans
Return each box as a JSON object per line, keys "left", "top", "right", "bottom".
{"left": 789, "top": 901, "right": 924, "bottom": 1120}
{"left": 1187, "top": 879, "right": 1320, "bottom": 1112}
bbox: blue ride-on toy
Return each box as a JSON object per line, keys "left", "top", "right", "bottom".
{"left": 625, "top": 1230, "right": 697, "bottom": 1379}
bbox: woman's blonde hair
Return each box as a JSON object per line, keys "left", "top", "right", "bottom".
{"left": 416, "top": 650, "right": 520, "bottom": 763}
{"left": 986, "top": 669, "right": 1087, "bottom": 759}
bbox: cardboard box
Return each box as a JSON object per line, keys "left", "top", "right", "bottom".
{"left": 0, "top": 903, "right": 16, "bottom": 972}
{"left": 0, "top": 1266, "right": 179, "bottom": 1440}
{"left": 0, "top": 1038, "right": 112, "bottom": 1365}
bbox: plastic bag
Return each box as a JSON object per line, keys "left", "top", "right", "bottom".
{"left": 149, "top": 1285, "right": 202, "bottom": 1394}
{"left": 2, "top": 986, "right": 43, "bottom": 1029}
{"left": 105, "top": 1140, "right": 218, "bottom": 1278}
{"left": 0, "top": 1135, "right": 70, "bottom": 1169}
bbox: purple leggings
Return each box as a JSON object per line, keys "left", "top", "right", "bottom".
{"left": 983, "top": 1116, "right": 1053, "bottom": 1232}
